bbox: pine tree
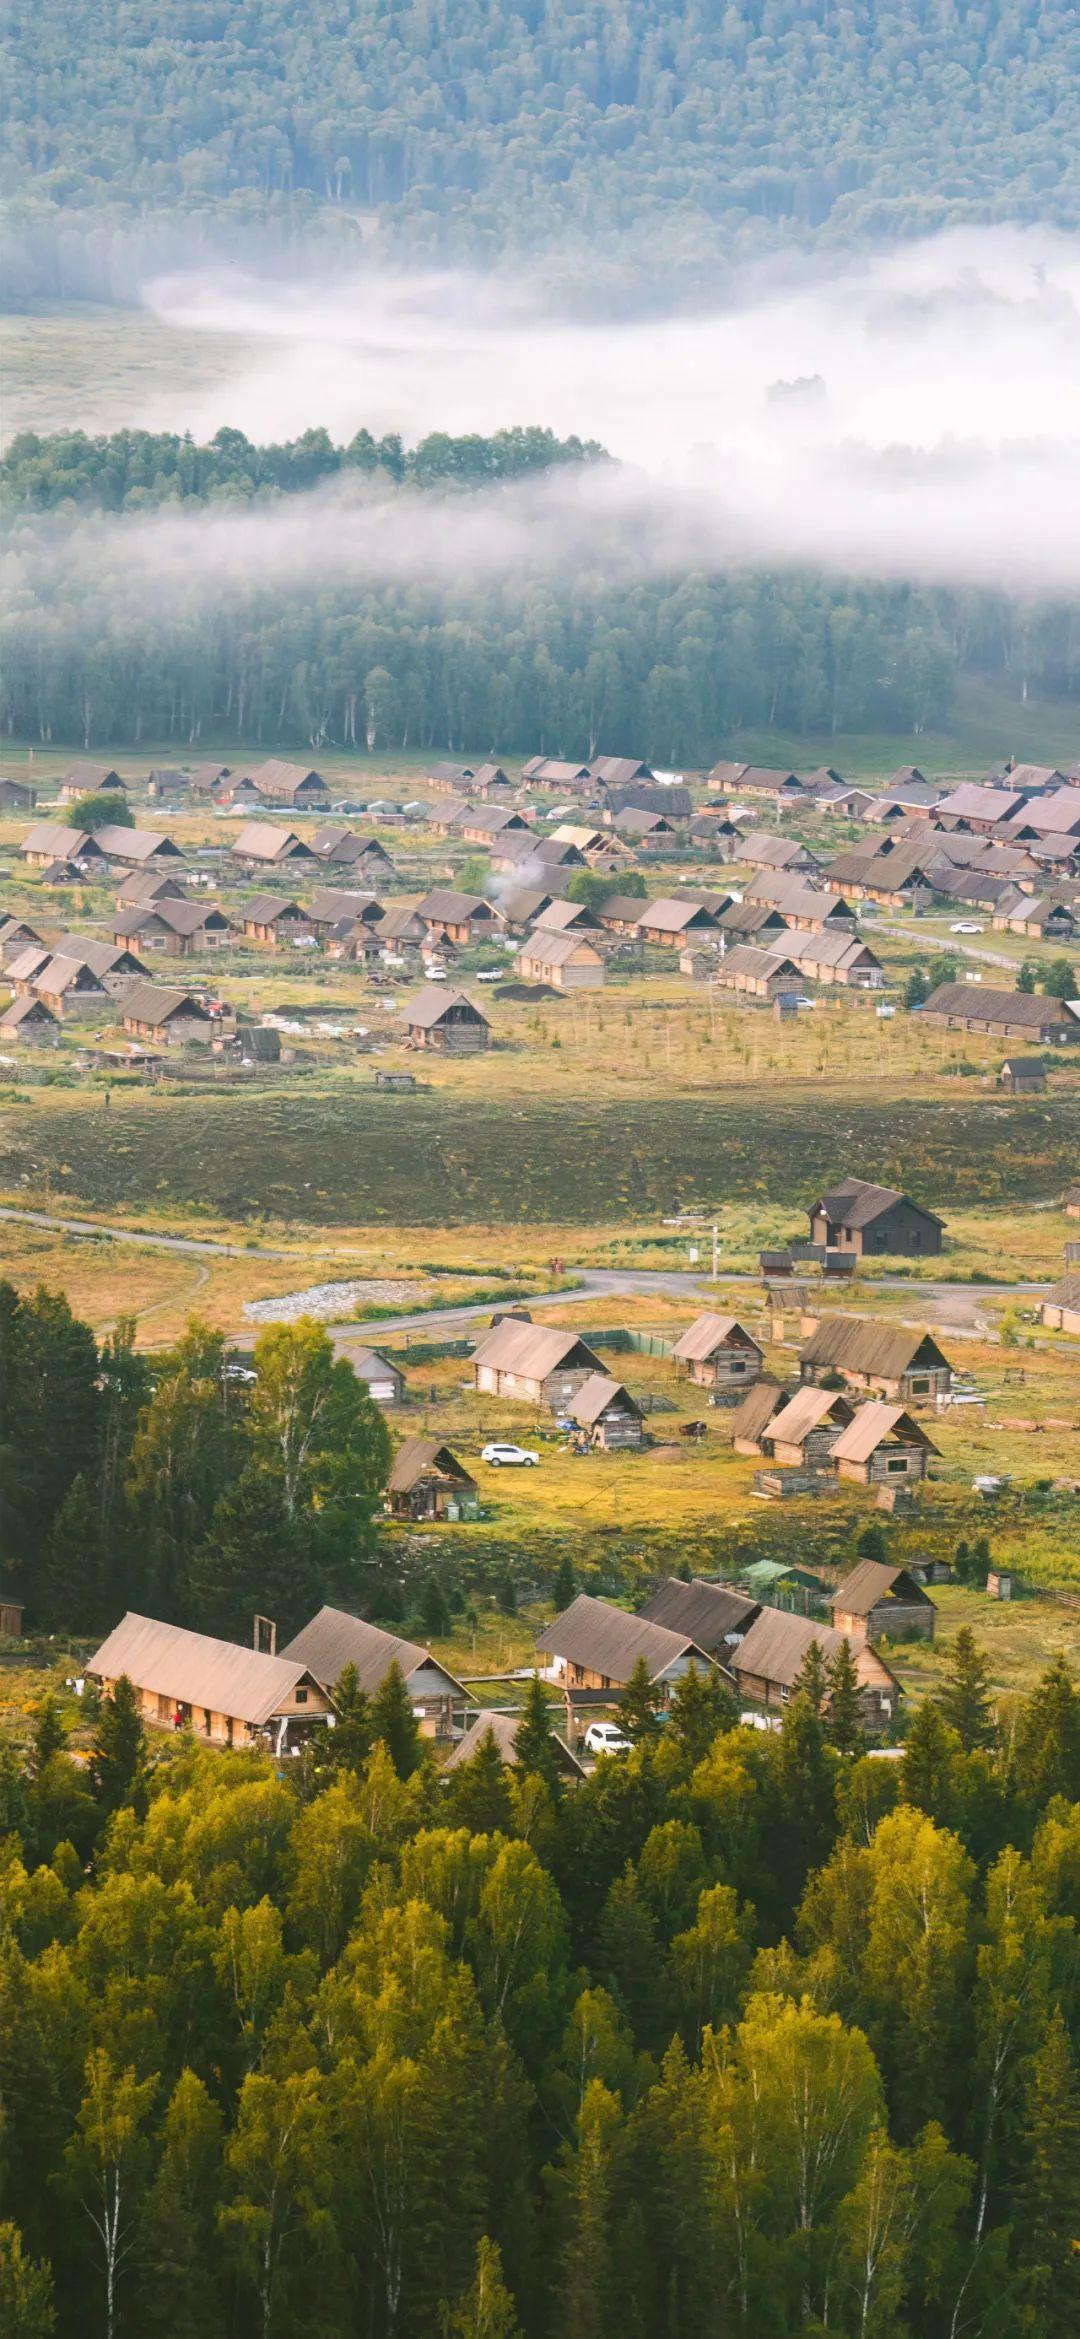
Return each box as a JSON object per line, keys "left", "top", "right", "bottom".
{"left": 1015, "top": 2008, "right": 1080, "bottom": 2337}
{"left": 370, "top": 1658, "right": 422, "bottom": 1778}
{"left": 0, "top": 2221, "right": 55, "bottom": 2338}
{"left": 192, "top": 1462, "right": 320, "bottom": 1644}
{"left": 774, "top": 1691, "right": 837, "bottom": 1907}
{"left": 938, "top": 1626, "right": 995, "bottom": 1751}
{"left": 792, "top": 1635, "right": 829, "bottom": 1715}
{"left": 552, "top": 1554, "right": 575, "bottom": 1610}
{"left": 29, "top": 1697, "right": 65, "bottom": 1777}
{"left": 615, "top": 1655, "right": 661, "bottom": 1741}
{"left": 855, "top": 1520, "right": 888, "bottom": 1564}
{"left": 420, "top": 1574, "right": 452, "bottom": 1637}
{"left": 325, "top": 1661, "right": 372, "bottom": 1776}
{"left": 1013, "top": 1658, "right": 1080, "bottom": 1808}
{"left": 556, "top": 2081, "right": 621, "bottom": 2339}
{"left": 136, "top": 2071, "right": 223, "bottom": 2338}
{"left": 440, "top": 2235, "right": 522, "bottom": 2339}
{"left": 826, "top": 1638, "right": 864, "bottom": 1757}
{"left": 513, "top": 1677, "right": 562, "bottom": 1790}
{"left": 88, "top": 1677, "right": 148, "bottom": 1816}
{"left": 597, "top": 1866, "right": 664, "bottom": 2049}
{"left": 446, "top": 1727, "right": 513, "bottom": 1835}
{"left": 667, "top": 1660, "right": 736, "bottom": 1764}
{"left": 899, "top": 1700, "right": 960, "bottom": 1827}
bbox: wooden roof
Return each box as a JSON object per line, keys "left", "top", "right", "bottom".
{"left": 828, "top": 1402, "right": 938, "bottom": 1464}
{"left": 829, "top": 1560, "right": 934, "bottom": 1615}
{"left": 639, "top": 1576, "right": 758, "bottom": 1647}
{"left": 88, "top": 1611, "right": 318, "bottom": 1724}
{"left": 564, "top": 1373, "right": 640, "bottom": 1425}
{"left": 672, "top": 1312, "right": 761, "bottom": 1363}
{"left": 121, "top": 981, "right": 209, "bottom": 1025}
{"left": 765, "top": 1386, "right": 854, "bottom": 1445}
{"left": 282, "top": 1603, "right": 464, "bottom": 1699}
{"left": 798, "top": 1315, "right": 950, "bottom": 1378}
{"left": 471, "top": 1318, "right": 604, "bottom": 1381}
{"left": 727, "top": 1378, "right": 789, "bottom": 1441}
{"left": 386, "top": 1435, "right": 476, "bottom": 1494}
{"left": 923, "top": 982, "right": 1078, "bottom": 1031}
{"left": 536, "top": 1592, "right": 714, "bottom": 1683}
{"left": 812, "top": 1178, "right": 943, "bottom": 1231}
{"left": 732, "top": 1608, "right": 880, "bottom": 1690}
{"left": 441, "top": 1708, "right": 584, "bottom": 1776}
{"left": 404, "top": 984, "right": 490, "bottom": 1030}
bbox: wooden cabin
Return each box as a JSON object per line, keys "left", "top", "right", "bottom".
{"left": 725, "top": 1609, "right": 899, "bottom": 1728}
{"left": 403, "top": 985, "right": 491, "bottom": 1051}
{"left": 808, "top": 1179, "right": 945, "bottom": 1258}
{"left": 87, "top": 1611, "right": 334, "bottom": 1754}
{"left": 728, "top": 1379, "right": 789, "bottom": 1455}
{"left": 283, "top": 1605, "right": 466, "bottom": 1738}
{"left": 514, "top": 930, "right": 605, "bottom": 990}
{"left": 385, "top": 1437, "right": 479, "bottom": 1520}
{"left": 115, "top": 900, "right": 234, "bottom": 956}
{"left": 248, "top": 758, "right": 329, "bottom": 808}
{"left": 797, "top": 1315, "right": 953, "bottom": 1402}
{"left": 760, "top": 1386, "right": 856, "bottom": 1468}
{"left": 672, "top": 1313, "right": 764, "bottom": 1394}
{"left": 241, "top": 895, "right": 314, "bottom": 948}
{"left": 828, "top": 1402, "right": 938, "bottom": 1486}
{"left": 564, "top": 1374, "right": 645, "bottom": 1449}
{"left": 638, "top": 1576, "right": 759, "bottom": 1660}
{"left": 414, "top": 889, "right": 506, "bottom": 946}
{"left": 536, "top": 1592, "right": 719, "bottom": 1707}
{"left": 121, "top": 981, "right": 214, "bottom": 1047}
{"left": 471, "top": 1318, "right": 605, "bottom": 1410}
{"left": 0, "top": 995, "right": 59, "bottom": 1045}
{"left": 829, "top": 1560, "right": 936, "bottom": 1643}
{"left": 442, "top": 1708, "right": 585, "bottom": 1779}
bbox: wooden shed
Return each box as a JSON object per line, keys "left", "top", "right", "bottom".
{"left": 403, "top": 985, "right": 491, "bottom": 1051}
{"left": 241, "top": 895, "right": 314, "bottom": 948}
{"left": 797, "top": 1315, "right": 953, "bottom": 1402}
{"left": 760, "top": 1385, "right": 856, "bottom": 1467}
{"left": 829, "top": 1560, "right": 936, "bottom": 1643}
{"left": 564, "top": 1374, "right": 645, "bottom": 1449}
{"left": 121, "top": 981, "right": 214, "bottom": 1046}
{"left": 808, "top": 1179, "right": 945, "bottom": 1258}
{"left": 514, "top": 930, "right": 605, "bottom": 990}
{"left": 386, "top": 1436, "right": 479, "bottom": 1520}
{"left": 471, "top": 1318, "right": 605, "bottom": 1409}
{"left": 672, "top": 1312, "right": 764, "bottom": 1394}
{"left": 725, "top": 1609, "right": 899, "bottom": 1727}
{"left": 0, "top": 995, "right": 59, "bottom": 1046}
{"left": 828, "top": 1402, "right": 939, "bottom": 1486}
{"left": 728, "top": 1378, "right": 790, "bottom": 1455}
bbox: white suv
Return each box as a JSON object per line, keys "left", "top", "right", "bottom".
{"left": 583, "top": 1721, "right": 632, "bottom": 1756}
{"left": 481, "top": 1441, "right": 539, "bottom": 1467}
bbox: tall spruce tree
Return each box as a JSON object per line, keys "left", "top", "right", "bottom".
{"left": 826, "top": 1639, "right": 864, "bottom": 1758}
{"left": 513, "top": 1678, "right": 562, "bottom": 1791}
{"left": 88, "top": 1677, "right": 148, "bottom": 1817}
{"left": 1015, "top": 2007, "right": 1080, "bottom": 2337}
{"left": 615, "top": 1656, "right": 661, "bottom": 1741}
{"left": 370, "top": 1659, "right": 422, "bottom": 1778}
{"left": 939, "top": 1626, "right": 995, "bottom": 1751}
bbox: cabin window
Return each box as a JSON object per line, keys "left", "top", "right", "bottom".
{"left": 911, "top": 1377, "right": 930, "bottom": 1394}
{"left": 886, "top": 1456, "right": 908, "bottom": 1475}
{"left": 295, "top": 1687, "right": 308, "bottom": 1704}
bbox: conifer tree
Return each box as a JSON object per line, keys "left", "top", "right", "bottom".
{"left": 1015, "top": 2007, "right": 1080, "bottom": 2338}
{"left": 370, "top": 1658, "right": 422, "bottom": 1778}
{"left": 513, "top": 1677, "right": 562, "bottom": 1790}
{"left": 420, "top": 1573, "right": 452, "bottom": 1637}
{"left": 899, "top": 1699, "right": 960, "bottom": 1828}
{"left": 615, "top": 1655, "right": 661, "bottom": 1741}
{"left": 792, "top": 1635, "right": 829, "bottom": 1715}
{"left": 938, "top": 1626, "right": 995, "bottom": 1751}
{"left": 552, "top": 1554, "right": 575, "bottom": 1611}
{"left": 0, "top": 2221, "right": 55, "bottom": 2338}
{"left": 88, "top": 1677, "right": 147, "bottom": 1816}
{"left": 440, "top": 2235, "right": 522, "bottom": 2339}
{"left": 30, "top": 1697, "right": 65, "bottom": 1777}
{"left": 446, "top": 1727, "right": 513, "bottom": 1835}
{"left": 667, "top": 1659, "right": 736, "bottom": 1764}
{"left": 136, "top": 2071, "right": 223, "bottom": 2338}
{"left": 556, "top": 2081, "right": 621, "bottom": 2339}
{"left": 1012, "top": 1658, "right": 1080, "bottom": 1807}
{"left": 826, "top": 1639, "right": 864, "bottom": 1758}
{"left": 325, "top": 1661, "right": 372, "bottom": 1777}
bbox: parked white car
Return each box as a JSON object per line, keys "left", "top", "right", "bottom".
{"left": 584, "top": 1721, "right": 632, "bottom": 1756}
{"left": 481, "top": 1441, "right": 539, "bottom": 1467}
{"left": 950, "top": 921, "right": 984, "bottom": 934}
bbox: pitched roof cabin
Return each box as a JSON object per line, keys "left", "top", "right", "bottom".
{"left": 230, "top": 822, "right": 319, "bottom": 870}
{"left": 403, "top": 985, "right": 491, "bottom": 1050}
{"left": 828, "top": 1401, "right": 938, "bottom": 1485}
{"left": 759, "top": 1385, "right": 856, "bottom": 1467}
{"left": 21, "top": 823, "right": 106, "bottom": 870}
{"left": 637, "top": 898, "right": 721, "bottom": 945}
{"left": 414, "top": 889, "right": 505, "bottom": 944}
{"left": 0, "top": 778, "right": 36, "bottom": 811}
{"left": 92, "top": 826, "right": 185, "bottom": 867}
{"left": 514, "top": 930, "right": 605, "bottom": 989}
{"left": 59, "top": 764, "right": 126, "bottom": 800}
{"left": 11, "top": 950, "right": 109, "bottom": 1016}
{"left": 471, "top": 1318, "right": 606, "bottom": 1409}
{"left": 671, "top": 1313, "right": 764, "bottom": 1393}
{"left": 114, "top": 899, "right": 234, "bottom": 955}
{"left": 0, "top": 994, "right": 59, "bottom": 1044}
{"left": 563, "top": 1374, "right": 644, "bottom": 1448}
{"left": 87, "top": 1612, "right": 333, "bottom": 1753}
{"left": 115, "top": 869, "right": 188, "bottom": 906}
{"left": 536, "top": 1591, "right": 718, "bottom": 1702}
{"left": 240, "top": 895, "right": 314, "bottom": 946}
{"left": 919, "top": 983, "right": 1080, "bottom": 1045}
{"left": 0, "top": 915, "right": 45, "bottom": 961}
{"left": 798, "top": 1309, "right": 953, "bottom": 1393}
{"left": 710, "top": 944, "right": 803, "bottom": 999}
{"left": 247, "top": 758, "right": 329, "bottom": 806}
{"left": 731, "top": 831, "right": 819, "bottom": 872}
{"left": 829, "top": 1560, "right": 936, "bottom": 1643}
{"left": 743, "top": 873, "right": 857, "bottom": 931}
{"left": 717, "top": 900, "right": 792, "bottom": 944}
{"left": 521, "top": 757, "right": 593, "bottom": 789}
{"left": 385, "top": 1436, "right": 479, "bottom": 1519}
{"left": 121, "top": 982, "right": 214, "bottom": 1045}
{"left": 726, "top": 1609, "right": 899, "bottom": 1726}
{"left": 308, "top": 889, "right": 385, "bottom": 934}
{"left": 707, "top": 764, "right": 808, "bottom": 804}
{"left": 282, "top": 1605, "right": 465, "bottom": 1738}
{"left": 770, "top": 930, "right": 884, "bottom": 987}
{"left": 728, "top": 1378, "right": 790, "bottom": 1454}
{"left": 309, "top": 826, "right": 394, "bottom": 873}
{"left": 809, "top": 1179, "right": 945, "bottom": 1257}
{"left": 638, "top": 1576, "right": 760, "bottom": 1658}
{"left": 442, "top": 1707, "right": 585, "bottom": 1779}
{"left": 337, "top": 1346, "right": 405, "bottom": 1404}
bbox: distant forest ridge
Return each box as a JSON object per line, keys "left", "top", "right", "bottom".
{"left": 6, "top": 0, "right": 1080, "bottom": 301}
{"left": 0, "top": 425, "right": 607, "bottom": 510}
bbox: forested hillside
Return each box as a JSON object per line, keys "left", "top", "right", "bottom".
{"left": 6, "top": 0, "right": 1080, "bottom": 299}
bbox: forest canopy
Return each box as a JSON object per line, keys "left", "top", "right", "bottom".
{"left": 5, "top": 0, "right": 1080, "bottom": 301}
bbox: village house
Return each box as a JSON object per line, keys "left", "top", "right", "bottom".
{"left": 672, "top": 1312, "right": 765, "bottom": 1393}
{"left": 309, "top": 826, "right": 395, "bottom": 878}
{"left": 20, "top": 823, "right": 107, "bottom": 872}
{"left": 0, "top": 779, "right": 36, "bottom": 812}
{"left": 798, "top": 1315, "right": 953, "bottom": 1402}
{"left": 998, "top": 1056, "right": 1047, "bottom": 1093}
{"left": 339, "top": 1347, "right": 405, "bottom": 1405}
{"left": 724, "top": 1609, "right": 899, "bottom": 1726}
{"left": 0, "top": 914, "right": 45, "bottom": 962}
{"left": 709, "top": 945, "right": 803, "bottom": 1000}
{"left": 491, "top": 885, "right": 557, "bottom": 934}
{"left": 759, "top": 1385, "right": 856, "bottom": 1468}
{"left": 718, "top": 900, "right": 792, "bottom": 945}
{"left": 495, "top": 835, "right": 588, "bottom": 875}
{"left": 808, "top": 1178, "right": 945, "bottom": 1258}
{"left": 636, "top": 898, "right": 722, "bottom": 947}
{"left": 93, "top": 826, "right": 186, "bottom": 870}
{"left": 385, "top": 1437, "right": 480, "bottom": 1520}
{"left": 595, "top": 894, "right": 651, "bottom": 938}
{"left": 10, "top": 948, "right": 109, "bottom": 1018}
{"left": 58, "top": 764, "right": 126, "bottom": 801}
{"left": 308, "top": 888, "right": 385, "bottom": 937}
{"left": 707, "top": 763, "right": 809, "bottom": 805}
{"left": 115, "top": 869, "right": 188, "bottom": 907}
{"left": 772, "top": 930, "right": 886, "bottom": 986}
{"left": 919, "top": 982, "right": 1080, "bottom": 1045}
{"left": 188, "top": 764, "right": 233, "bottom": 797}
{"left": 87, "top": 1612, "right": 334, "bottom": 1753}
{"left": 1040, "top": 1274, "right": 1080, "bottom": 1335}
{"left": 403, "top": 985, "right": 491, "bottom": 1051}
{"left": 458, "top": 804, "right": 532, "bottom": 847}
{"left": 282, "top": 1606, "right": 467, "bottom": 1739}
{"left": 992, "top": 894, "right": 1076, "bottom": 941}
{"left": 828, "top": 1402, "right": 939, "bottom": 1486}
{"left": 531, "top": 898, "right": 604, "bottom": 936}
{"left": 0, "top": 994, "right": 59, "bottom": 1045}
{"left": 230, "top": 822, "right": 320, "bottom": 873}
{"left": 731, "top": 831, "right": 819, "bottom": 873}
{"left": 563, "top": 1375, "right": 645, "bottom": 1448}
{"left": 471, "top": 1318, "right": 606, "bottom": 1409}
{"left": 240, "top": 895, "right": 315, "bottom": 948}
{"left": 548, "top": 825, "right": 609, "bottom": 858}
{"left": 612, "top": 806, "right": 678, "bottom": 849}
{"left": 115, "top": 899, "right": 235, "bottom": 956}
{"left": 728, "top": 1380, "right": 789, "bottom": 1454}
{"left": 521, "top": 757, "right": 593, "bottom": 789}
{"left": 514, "top": 928, "right": 605, "bottom": 990}
{"left": 1001, "top": 787, "right": 1080, "bottom": 843}
{"left": 743, "top": 873, "right": 858, "bottom": 932}
{"left": 689, "top": 810, "right": 740, "bottom": 854}
{"left": 933, "top": 784, "right": 1030, "bottom": 834}
{"left": 376, "top": 903, "right": 434, "bottom": 956}
{"left": 247, "top": 758, "right": 330, "bottom": 808}
{"left": 536, "top": 1592, "right": 719, "bottom": 1707}
{"left": 147, "top": 766, "right": 187, "bottom": 799}
{"left": 639, "top": 1576, "right": 760, "bottom": 1659}
{"left": 589, "top": 756, "right": 655, "bottom": 789}
{"left": 121, "top": 981, "right": 214, "bottom": 1047}
{"left": 829, "top": 1560, "right": 936, "bottom": 1643}
{"left": 442, "top": 1708, "right": 585, "bottom": 1780}
{"left": 414, "top": 889, "right": 506, "bottom": 946}
{"left": 53, "top": 936, "right": 149, "bottom": 993}
{"left": 821, "top": 840, "right": 943, "bottom": 907}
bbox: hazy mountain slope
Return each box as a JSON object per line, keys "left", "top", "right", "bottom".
{"left": 7, "top": 0, "right": 1080, "bottom": 296}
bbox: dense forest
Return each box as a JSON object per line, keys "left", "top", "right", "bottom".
{"left": 2, "top": 1286, "right": 1080, "bottom": 2335}
{"left": 3, "top": 432, "right": 1078, "bottom": 750}
{"left": 5, "top": 1, "right": 1080, "bottom": 301}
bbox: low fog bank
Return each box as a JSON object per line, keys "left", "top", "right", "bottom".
{"left": 135, "top": 227, "right": 1075, "bottom": 593}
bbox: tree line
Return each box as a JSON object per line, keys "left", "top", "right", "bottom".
{"left": 0, "top": 1606, "right": 1078, "bottom": 2336}
{"left": 5, "top": 1, "right": 1079, "bottom": 302}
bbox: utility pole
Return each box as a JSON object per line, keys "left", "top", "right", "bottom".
{"left": 712, "top": 1220, "right": 719, "bottom": 1281}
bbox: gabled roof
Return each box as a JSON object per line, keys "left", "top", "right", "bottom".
{"left": 589, "top": 756, "right": 653, "bottom": 786}
{"left": 243, "top": 894, "right": 305, "bottom": 925}
{"left": 922, "top": 982, "right": 1079, "bottom": 1031}
{"left": 21, "top": 822, "right": 100, "bottom": 860}
{"left": 121, "top": 981, "right": 209, "bottom": 1025}
{"left": 828, "top": 1402, "right": 938, "bottom": 1463}
{"left": 471, "top": 1317, "right": 605, "bottom": 1381}
{"left": 0, "top": 993, "right": 57, "bottom": 1028}
{"left": 386, "top": 1435, "right": 475, "bottom": 1494}
{"left": 33, "top": 953, "right": 108, "bottom": 997}
{"left": 1044, "top": 1272, "right": 1080, "bottom": 1309}
{"left": 798, "top": 1316, "right": 951, "bottom": 1378}
{"left": 117, "top": 898, "right": 231, "bottom": 939}
{"left": 812, "top": 1178, "right": 943, "bottom": 1231}
{"left": 564, "top": 1374, "right": 640, "bottom": 1426}
{"left": 829, "top": 1560, "right": 934, "bottom": 1615}
{"left": 536, "top": 1591, "right": 714, "bottom": 1682}
{"left": 441, "top": 1707, "right": 585, "bottom": 1776}
{"left": 638, "top": 1576, "right": 758, "bottom": 1648}
{"left": 531, "top": 898, "right": 602, "bottom": 931}
{"left": 638, "top": 897, "right": 719, "bottom": 934}
{"left": 404, "top": 984, "right": 490, "bottom": 1030}
{"left": 93, "top": 826, "right": 182, "bottom": 862}
{"left": 415, "top": 889, "right": 498, "bottom": 923}
{"left": 53, "top": 935, "right": 148, "bottom": 979}
{"left": 728, "top": 1378, "right": 789, "bottom": 1441}
{"left": 87, "top": 1612, "right": 318, "bottom": 1724}
{"left": 772, "top": 929, "right": 880, "bottom": 972}
{"left": 517, "top": 928, "right": 603, "bottom": 967}
{"left": 716, "top": 944, "right": 801, "bottom": 982}
{"left": 231, "top": 822, "right": 313, "bottom": 860}
{"left": 248, "top": 758, "right": 327, "bottom": 795}
{"left": 766, "top": 1386, "right": 854, "bottom": 1445}
{"left": 732, "top": 1608, "right": 874, "bottom": 1690}
{"left": 282, "top": 1603, "right": 464, "bottom": 1698}
{"left": 732, "top": 831, "right": 814, "bottom": 868}
{"left": 672, "top": 1312, "right": 762, "bottom": 1364}
{"left": 936, "top": 785, "right": 1027, "bottom": 825}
